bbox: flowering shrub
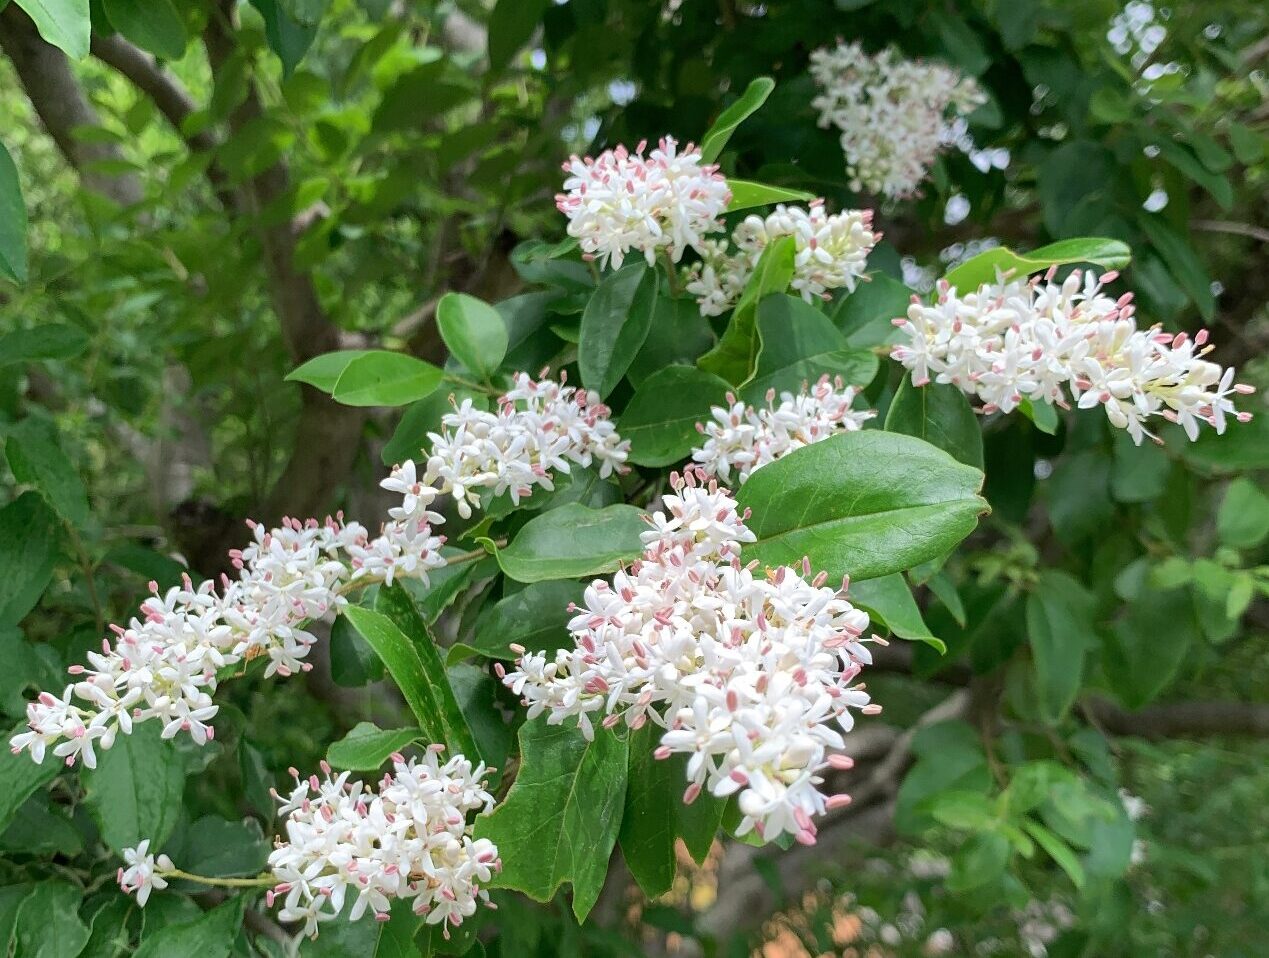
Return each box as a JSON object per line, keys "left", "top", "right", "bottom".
{"left": 1, "top": 1, "right": 1265, "bottom": 956}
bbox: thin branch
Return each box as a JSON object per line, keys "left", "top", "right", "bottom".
{"left": 1192, "top": 220, "right": 1269, "bottom": 244}
{"left": 1085, "top": 698, "right": 1269, "bottom": 739}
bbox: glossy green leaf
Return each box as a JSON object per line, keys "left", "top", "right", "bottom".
{"left": 14, "top": 0, "right": 90, "bottom": 59}
{"left": 848, "top": 574, "right": 944, "bottom": 651}
{"left": 737, "top": 432, "right": 988, "bottom": 582}
{"left": 327, "top": 722, "right": 423, "bottom": 771}
{"left": 942, "top": 238, "right": 1132, "bottom": 293}
{"left": 700, "top": 76, "right": 775, "bottom": 163}
{"left": 725, "top": 179, "right": 815, "bottom": 212}
{"left": 884, "top": 374, "right": 984, "bottom": 469}
{"left": 476, "top": 720, "right": 629, "bottom": 922}
{"left": 621, "top": 365, "right": 730, "bottom": 467}
{"left": 102, "top": 0, "right": 187, "bottom": 60}
{"left": 285, "top": 349, "right": 371, "bottom": 392}
{"left": 832, "top": 272, "right": 911, "bottom": 347}
{"left": 579, "top": 262, "right": 658, "bottom": 398}
{"left": 13, "top": 880, "right": 89, "bottom": 958}
{"left": 169, "top": 816, "right": 269, "bottom": 879}
{"left": 0, "top": 723, "right": 61, "bottom": 833}
{"left": 0, "top": 492, "right": 58, "bottom": 626}
{"left": 488, "top": 0, "right": 551, "bottom": 72}
{"left": 132, "top": 898, "right": 243, "bottom": 958}
{"left": 3, "top": 416, "right": 90, "bottom": 525}
{"left": 330, "top": 350, "right": 444, "bottom": 407}
{"left": 743, "top": 294, "right": 879, "bottom": 403}
{"left": 619, "top": 724, "right": 679, "bottom": 898}
{"left": 342, "top": 604, "right": 448, "bottom": 742}
{"left": 437, "top": 292, "right": 509, "bottom": 381}
{"left": 82, "top": 723, "right": 185, "bottom": 855}
{"left": 329, "top": 612, "right": 385, "bottom": 686}
{"left": 381, "top": 388, "right": 488, "bottom": 467}
{"left": 451, "top": 579, "right": 583, "bottom": 664}
{"left": 1025, "top": 572, "right": 1096, "bottom": 723}
{"left": 1019, "top": 397, "right": 1060, "bottom": 435}
{"left": 0, "top": 142, "right": 27, "bottom": 284}
{"left": 0, "top": 325, "right": 88, "bottom": 365}
{"left": 698, "top": 236, "right": 796, "bottom": 385}
{"left": 491, "top": 503, "right": 647, "bottom": 583}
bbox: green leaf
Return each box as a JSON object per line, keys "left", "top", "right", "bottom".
{"left": 0, "top": 722, "right": 61, "bottom": 833}
{"left": 579, "top": 262, "right": 658, "bottom": 398}
{"left": 627, "top": 296, "right": 716, "bottom": 387}
{"left": 280, "top": 0, "right": 327, "bottom": 24}
{"left": 700, "top": 77, "right": 775, "bottom": 163}
{"left": 3, "top": 416, "right": 90, "bottom": 526}
{"left": 375, "top": 582, "right": 482, "bottom": 761}
{"left": 249, "top": 0, "right": 317, "bottom": 76}
{"left": 927, "top": 790, "right": 998, "bottom": 831}
{"left": 0, "top": 324, "right": 88, "bottom": 365}
{"left": 942, "top": 238, "right": 1132, "bottom": 293}
{"left": 132, "top": 897, "right": 244, "bottom": 958}
{"left": 329, "top": 612, "right": 385, "bottom": 686}
{"left": 832, "top": 273, "right": 911, "bottom": 347}
{"left": 330, "top": 351, "right": 444, "bottom": 407}
{"left": 448, "top": 663, "right": 513, "bottom": 776}
{"left": 1217, "top": 477, "right": 1269, "bottom": 549}
{"left": 0, "top": 492, "right": 59, "bottom": 627}
{"left": 488, "top": 0, "right": 551, "bottom": 73}
{"left": 1102, "top": 588, "right": 1197, "bottom": 709}
{"left": 1137, "top": 215, "right": 1213, "bottom": 320}
{"left": 698, "top": 236, "right": 796, "bottom": 385}
{"left": 1156, "top": 139, "right": 1233, "bottom": 210}
{"left": 737, "top": 432, "right": 988, "bottom": 582}
{"left": 451, "top": 580, "right": 583, "bottom": 664}
{"left": 342, "top": 605, "right": 448, "bottom": 742}
{"left": 885, "top": 374, "right": 983, "bottom": 469}
{"left": 1022, "top": 820, "right": 1087, "bottom": 889}
{"left": 327, "top": 722, "right": 423, "bottom": 771}
{"left": 0, "top": 142, "right": 27, "bottom": 284}
{"left": 437, "top": 293, "right": 509, "bottom": 381}
{"left": 619, "top": 724, "right": 679, "bottom": 898}
{"left": 381, "top": 388, "right": 488, "bottom": 467}
{"left": 848, "top": 574, "right": 944, "bottom": 651}
{"left": 491, "top": 503, "right": 647, "bottom": 583}
{"left": 1019, "top": 397, "right": 1060, "bottom": 435}
{"left": 742, "top": 294, "right": 879, "bottom": 403}
{"left": 285, "top": 349, "right": 371, "bottom": 392}
{"left": 725, "top": 179, "right": 814, "bottom": 212}
{"left": 13, "top": 880, "right": 89, "bottom": 958}
{"left": 475, "top": 720, "right": 629, "bottom": 922}
{"left": 1025, "top": 571, "right": 1096, "bottom": 723}
{"left": 946, "top": 832, "right": 1011, "bottom": 893}
{"left": 102, "top": 0, "right": 187, "bottom": 60}
{"left": 621, "top": 365, "right": 730, "bottom": 468}
{"left": 14, "top": 0, "right": 90, "bottom": 59}
{"left": 170, "top": 816, "right": 269, "bottom": 878}
{"left": 82, "top": 723, "right": 185, "bottom": 855}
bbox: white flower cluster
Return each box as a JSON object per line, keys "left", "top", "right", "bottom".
{"left": 891, "top": 269, "right": 1255, "bottom": 444}
{"left": 683, "top": 201, "right": 879, "bottom": 316}
{"left": 10, "top": 515, "right": 443, "bottom": 769}
{"left": 267, "top": 751, "right": 499, "bottom": 939}
{"left": 809, "top": 41, "right": 986, "bottom": 200}
{"left": 501, "top": 468, "right": 880, "bottom": 845}
{"left": 555, "top": 136, "right": 731, "bottom": 269}
{"left": 692, "top": 376, "right": 876, "bottom": 484}
{"left": 117, "top": 840, "right": 173, "bottom": 906}
{"left": 387, "top": 371, "right": 630, "bottom": 520}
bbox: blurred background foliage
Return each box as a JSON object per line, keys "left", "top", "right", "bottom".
{"left": 0, "top": 0, "right": 1266, "bottom": 955}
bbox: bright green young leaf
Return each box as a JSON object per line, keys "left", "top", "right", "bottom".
{"left": 885, "top": 374, "right": 984, "bottom": 469}
{"left": 0, "top": 141, "right": 27, "bottom": 284}
{"left": 1216, "top": 477, "right": 1269, "bottom": 549}
{"left": 700, "top": 76, "right": 775, "bottom": 163}
{"left": 1025, "top": 571, "right": 1096, "bottom": 723}
{"left": 132, "top": 897, "right": 244, "bottom": 958}
{"left": 698, "top": 236, "right": 796, "bottom": 385}
{"left": 451, "top": 579, "right": 584, "bottom": 664}
{"left": 579, "top": 262, "right": 658, "bottom": 398}
{"left": 327, "top": 723, "right": 423, "bottom": 771}
{"left": 742, "top": 294, "right": 879, "bottom": 403}
{"left": 1022, "top": 819, "right": 1087, "bottom": 889}
{"left": 737, "top": 431, "right": 988, "bottom": 582}
{"left": 0, "top": 492, "right": 59, "bottom": 627}
{"left": 942, "top": 237, "right": 1131, "bottom": 293}
{"left": 488, "top": 0, "right": 552, "bottom": 72}
{"left": 330, "top": 350, "right": 444, "bottom": 407}
{"left": 82, "top": 723, "right": 185, "bottom": 855}
{"left": 491, "top": 503, "right": 647, "bottom": 583}
{"left": 832, "top": 272, "right": 912, "bottom": 347}
{"left": 14, "top": 0, "right": 90, "bottom": 59}
{"left": 437, "top": 292, "right": 509, "bottom": 381}
{"left": 3, "top": 416, "right": 90, "bottom": 526}
{"left": 13, "top": 880, "right": 89, "bottom": 958}
{"left": 102, "top": 0, "right": 187, "bottom": 60}
{"left": 0, "top": 325, "right": 88, "bottom": 365}
{"left": 725, "top": 179, "right": 815, "bottom": 212}
{"left": 285, "top": 349, "right": 371, "bottom": 392}
{"left": 848, "top": 574, "right": 945, "bottom": 651}
{"left": 476, "top": 720, "right": 629, "bottom": 922}
{"left": 621, "top": 365, "right": 730, "bottom": 467}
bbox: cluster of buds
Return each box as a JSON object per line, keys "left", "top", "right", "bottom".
{"left": 891, "top": 268, "right": 1254, "bottom": 444}
{"left": 809, "top": 40, "right": 986, "bottom": 199}
{"left": 692, "top": 377, "right": 876, "bottom": 484}
{"left": 501, "top": 468, "right": 880, "bottom": 845}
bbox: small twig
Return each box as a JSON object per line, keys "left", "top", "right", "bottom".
{"left": 1192, "top": 220, "right": 1269, "bottom": 244}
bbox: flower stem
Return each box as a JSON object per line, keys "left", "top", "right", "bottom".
{"left": 161, "top": 868, "right": 275, "bottom": 889}
{"left": 443, "top": 374, "right": 501, "bottom": 397}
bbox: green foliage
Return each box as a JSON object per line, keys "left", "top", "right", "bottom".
{"left": 488, "top": 503, "right": 646, "bottom": 583}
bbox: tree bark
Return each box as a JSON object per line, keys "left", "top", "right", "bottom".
{"left": 1086, "top": 698, "right": 1269, "bottom": 739}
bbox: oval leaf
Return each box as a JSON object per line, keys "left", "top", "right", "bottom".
{"left": 943, "top": 238, "right": 1131, "bottom": 293}
{"left": 437, "top": 292, "right": 509, "bottom": 381}
{"left": 330, "top": 350, "right": 443, "bottom": 407}
{"left": 285, "top": 349, "right": 371, "bottom": 392}
{"left": 621, "top": 365, "right": 731, "bottom": 468}
{"left": 327, "top": 723, "right": 423, "bottom": 771}
{"left": 579, "top": 262, "right": 658, "bottom": 398}
{"left": 700, "top": 76, "right": 775, "bottom": 163}
{"left": 492, "top": 503, "right": 647, "bottom": 583}
{"left": 102, "top": 0, "right": 188, "bottom": 60}
{"left": 698, "top": 235, "right": 796, "bottom": 385}
{"left": 0, "top": 142, "right": 27, "bottom": 284}
{"left": 742, "top": 294, "right": 879, "bottom": 402}
{"left": 848, "top": 574, "right": 945, "bottom": 652}
{"left": 884, "top": 374, "right": 984, "bottom": 469}
{"left": 726, "top": 178, "right": 815, "bottom": 212}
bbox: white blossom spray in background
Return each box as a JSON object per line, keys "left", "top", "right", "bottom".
{"left": 692, "top": 376, "right": 876, "bottom": 484}
{"left": 502, "top": 468, "right": 881, "bottom": 845}
{"left": 809, "top": 40, "right": 986, "bottom": 200}
{"left": 891, "top": 268, "right": 1254, "bottom": 444}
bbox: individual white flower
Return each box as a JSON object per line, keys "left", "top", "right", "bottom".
{"left": 692, "top": 376, "right": 876, "bottom": 484}
{"left": 266, "top": 752, "right": 499, "bottom": 940}
{"left": 501, "top": 467, "right": 881, "bottom": 844}
{"left": 809, "top": 41, "right": 986, "bottom": 199}
{"left": 891, "top": 268, "right": 1255, "bottom": 444}
{"left": 118, "top": 840, "right": 174, "bottom": 906}
{"left": 555, "top": 136, "right": 731, "bottom": 269}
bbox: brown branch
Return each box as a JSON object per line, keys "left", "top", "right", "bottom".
{"left": 89, "top": 35, "right": 211, "bottom": 150}
{"left": 1085, "top": 698, "right": 1269, "bottom": 739}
